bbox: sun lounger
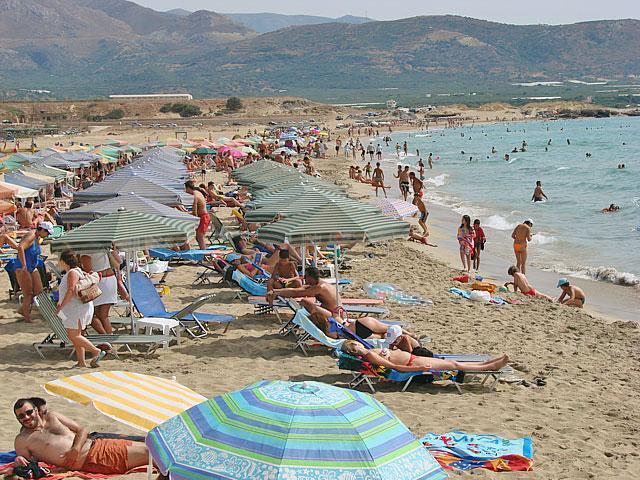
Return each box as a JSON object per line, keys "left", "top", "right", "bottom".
{"left": 337, "top": 351, "right": 503, "bottom": 394}
{"left": 129, "top": 271, "right": 235, "bottom": 338}
{"left": 230, "top": 269, "right": 267, "bottom": 297}
{"left": 148, "top": 246, "right": 232, "bottom": 262}
{"left": 290, "top": 308, "right": 387, "bottom": 355}
{"left": 34, "top": 293, "right": 171, "bottom": 358}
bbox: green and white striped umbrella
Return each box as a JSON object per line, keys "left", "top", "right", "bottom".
{"left": 247, "top": 194, "right": 377, "bottom": 224}
{"left": 73, "top": 175, "right": 186, "bottom": 206}
{"left": 257, "top": 201, "right": 409, "bottom": 245}
{"left": 51, "top": 209, "right": 194, "bottom": 254}
{"left": 250, "top": 184, "right": 347, "bottom": 207}
{"left": 60, "top": 193, "right": 200, "bottom": 225}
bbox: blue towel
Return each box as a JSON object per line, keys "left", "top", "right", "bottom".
{"left": 448, "top": 288, "right": 471, "bottom": 299}
{"left": 0, "top": 451, "right": 16, "bottom": 464}
{"left": 421, "top": 431, "right": 533, "bottom": 461}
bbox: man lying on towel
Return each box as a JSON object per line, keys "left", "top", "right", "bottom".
{"left": 266, "top": 266, "right": 345, "bottom": 317}
{"left": 13, "top": 397, "right": 151, "bottom": 476}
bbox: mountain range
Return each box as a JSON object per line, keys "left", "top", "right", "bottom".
{"left": 1, "top": 0, "right": 639, "bottom": 102}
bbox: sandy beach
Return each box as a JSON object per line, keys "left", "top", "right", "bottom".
{"left": 0, "top": 119, "right": 639, "bottom": 479}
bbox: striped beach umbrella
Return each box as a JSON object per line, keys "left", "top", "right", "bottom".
{"left": 257, "top": 201, "right": 409, "bottom": 245}
{"left": 51, "top": 209, "right": 194, "bottom": 254}
{"left": 373, "top": 198, "right": 420, "bottom": 219}
{"left": 60, "top": 192, "right": 200, "bottom": 225}
{"left": 146, "top": 380, "right": 446, "bottom": 480}
{"left": 43, "top": 371, "right": 206, "bottom": 432}
{"left": 73, "top": 175, "right": 187, "bottom": 206}
{"left": 246, "top": 195, "right": 377, "bottom": 224}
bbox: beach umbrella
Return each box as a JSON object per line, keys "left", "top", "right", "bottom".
{"left": 0, "top": 180, "right": 37, "bottom": 199}
{"left": 0, "top": 200, "right": 16, "bottom": 215}
{"left": 51, "top": 209, "right": 193, "bottom": 254}
{"left": 0, "top": 182, "right": 18, "bottom": 199}
{"left": 229, "top": 149, "right": 247, "bottom": 158}
{"left": 240, "top": 146, "right": 258, "bottom": 155}
{"left": 193, "top": 147, "right": 217, "bottom": 155}
{"left": 61, "top": 192, "right": 200, "bottom": 225}
{"left": 4, "top": 172, "right": 49, "bottom": 190}
{"left": 250, "top": 184, "right": 347, "bottom": 207}
{"left": 373, "top": 198, "right": 420, "bottom": 219}
{"left": 257, "top": 201, "right": 408, "bottom": 245}
{"left": 146, "top": 380, "right": 446, "bottom": 480}
{"left": 246, "top": 194, "right": 372, "bottom": 223}
{"left": 73, "top": 175, "right": 187, "bottom": 206}
{"left": 43, "top": 371, "right": 205, "bottom": 432}
{"left": 273, "top": 147, "right": 298, "bottom": 156}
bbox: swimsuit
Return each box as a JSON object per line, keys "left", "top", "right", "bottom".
{"left": 419, "top": 211, "right": 428, "bottom": 223}
{"left": 514, "top": 243, "right": 526, "bottom": 253}
{"left": 400, "top": 181, "right": 410, "bottom": 193}
{"left": 407, "top": 353, "right": 417, "bottom": 366}
{"left": 354, "top": 320, "right": 374, "bottom": 339}
{"left": 196, "top": 213, "right": 211, "bottom": 234}
{"left": 81, "top": 439, "right": 131, "bottom": 475}
{"left": 15, "top": 239, "right": 41, "bottom": 273}
{"left": 523, "top": 288, "right": 537, "bottom": 296}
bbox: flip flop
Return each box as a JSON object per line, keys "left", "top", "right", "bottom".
{"left": 90, "top": 350, "right": 108, "bottom": 368}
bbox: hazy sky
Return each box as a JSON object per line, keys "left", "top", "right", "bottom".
{"left": 136, "top": 0, "right": 640, "bottom": 24}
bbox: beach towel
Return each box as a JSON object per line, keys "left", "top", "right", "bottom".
{"left": 0, "top": 460, "right": 148, "bottom": 480}
{"left": 448, "top": 287, "right": 471, "bottom": 299}
{"left": 421, "top": 431, "right": 533, "bottom": 472}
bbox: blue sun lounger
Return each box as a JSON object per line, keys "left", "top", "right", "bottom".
{"left": 129, "top": 272, "right": 235, "bottom": 338}
{"left": 149, "top": 246, "right": 230, "bottom": 262}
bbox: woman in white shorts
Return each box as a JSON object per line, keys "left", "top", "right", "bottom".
{"left": 57, "top": 250, "right": 106, "bottom": 368}
{"left": 82, "top": 250, "right": 118, "bottom": 334}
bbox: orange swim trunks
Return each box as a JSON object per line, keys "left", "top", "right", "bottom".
{"left": 197, "top": 213, "right": 211, "bottom": 234}
{"left": 513, "top": 243, "right": 526, "bottom": 253}
{"left": 81, "top": 439, "right": 131, "bottom": 475}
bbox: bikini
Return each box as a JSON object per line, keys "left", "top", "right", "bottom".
{"left": 378, "top": 348, "right": 416, "bottom": 366}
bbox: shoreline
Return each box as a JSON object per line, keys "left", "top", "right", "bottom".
{"left": 334, "top": 150, "right": 640, "bottom": 323}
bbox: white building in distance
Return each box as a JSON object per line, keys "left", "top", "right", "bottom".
{"left": 109, "top": 94, "right": 193, "bottom": 101}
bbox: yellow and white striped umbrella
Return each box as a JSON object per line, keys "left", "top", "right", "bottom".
{"left": 43, "top": 371, "right": 206, "bottom": 432}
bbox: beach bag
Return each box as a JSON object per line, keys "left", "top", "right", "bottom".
{"left": 469, "top": 290, "right": 491, "bottom": 303}
{"left": 471, "top": 281, "right": 498, "bottom": 294}
{"left": 75, "top": 268, "right": 102, "bottom": 304}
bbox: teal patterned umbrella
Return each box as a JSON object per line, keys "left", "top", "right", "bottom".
{"left": 146, "top": 380, "right": 446, "bottom": 480}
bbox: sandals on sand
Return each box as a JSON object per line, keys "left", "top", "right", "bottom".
{"left": 90, "top": 349, "right": 109, "bottom": 368}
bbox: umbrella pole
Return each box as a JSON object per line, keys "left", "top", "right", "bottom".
{"left": 147, "top": 452, "right": 153, "bottom": 480}
{"left": 334, "top": 244, "right": 341, "bottom": 305}
{"left": 126, "top": 250, "right": 136, "bottom": 335}
{"left": 312, "top": 241, "right": 317, "bottom": 267}
{"left": 301, "top": 242, "right": 305, "bottom": 278}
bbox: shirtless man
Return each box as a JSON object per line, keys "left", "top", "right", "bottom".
{"left": 409, "top": 172, "right": 423, "bottom": 206}
{"left": 266, "top": 266, "right": 344, "bottom": 317}
{"left": 266, "top": 249, "right": 302, "bottom": 291}
{"left": 505, "top": 266, "right": 553, "bottom": 301}
{"left": 185, "top": 180, "right": 209, "bottom": 250}
{"left": 531, "top": 181, "right": 548, "bottom": 202}
{"left": 511, "top": 219, "right": 533, "bottom": 274}
{"left": 413, "top": 193, "right": 429, "bottom": 236}
{"left": 13, "top": 398, "right": 149, "bottom": 475}
{"left": 556, "top": 278, "right": 586, "bottom": 308}
{"left": 371, "top": 162, "right": 387, "bottom": 198}
{"left": 16, "top": 201, "right": 36, "bottom": 229}
{"left": 398, "top": 166, "right": 411, "bottom": 201}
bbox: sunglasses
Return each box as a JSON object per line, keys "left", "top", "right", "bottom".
{"left": 16, "top": 409, "right": 35, "bottom": 421}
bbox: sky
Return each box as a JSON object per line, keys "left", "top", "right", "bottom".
{"left": 136, "top": 0, "right": 640, "bottom": 24}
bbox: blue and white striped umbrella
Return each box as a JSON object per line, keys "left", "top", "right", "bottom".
{"left": 146, "top": 380, "right": 446, "bottom": 480}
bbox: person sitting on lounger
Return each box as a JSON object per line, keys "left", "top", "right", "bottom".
{"left": 504, "top": 266, "right": 554, "bottom": 301}
{"left": 341, "top": 340, "right": 509, "bottom": 373}
{"left": 384, "top": 325, "right": 433, "bottom": 357}
{"left": 266, "top": 266, "right": 344, "bottom": 315}
{"left": 226, "top": 253, "right": 270, "bottom": 278}
{"left": 267, "top": 249, "right": 301, "bottom": 290}
{"left": 306, "top": 302, "right": 415, "bottom": 341}
{"left": 13, "top": 398, "right": 151, "bottom": 476}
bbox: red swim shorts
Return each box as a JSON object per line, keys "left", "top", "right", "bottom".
{"left": 81, "top": 439, "right": 131, "bottom": 475}
{"left": 197, "top": 214, "right": 211, "bottom": 234}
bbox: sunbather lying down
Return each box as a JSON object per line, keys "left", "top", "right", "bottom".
{"left": 342, "top": 340, "right": 509, "bottom": 373}
{"left": 305, "top": 301, "right": 416, "bottom": 341}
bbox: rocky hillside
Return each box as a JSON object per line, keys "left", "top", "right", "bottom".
{"left": 1, "top": 5, "right": 639, "bottom": 100}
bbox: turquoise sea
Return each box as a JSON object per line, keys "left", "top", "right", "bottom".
{"left": 378, "top": 116, "right": 640, "bottom": 286}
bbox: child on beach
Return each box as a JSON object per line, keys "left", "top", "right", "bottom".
{"left": 364, "top": 161, "right": 372, "bottom": 179}
{"left": 472, "top": 219, "right": 486, "bottom": 271}
{"left": 556, "top": 278, "right": 586, "bottom": 308}
{"left": 505, "top": 266, "right": 553, "bottom": 301}
{"left": 457, "top": 215, "right": 475, "bottom": 272}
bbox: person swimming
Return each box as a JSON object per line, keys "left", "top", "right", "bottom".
{"left": 531, "top": 181, "right": 548, "bottom": 202}
{"left": 601, "top": 204, "right": 619, "bottom": 213}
